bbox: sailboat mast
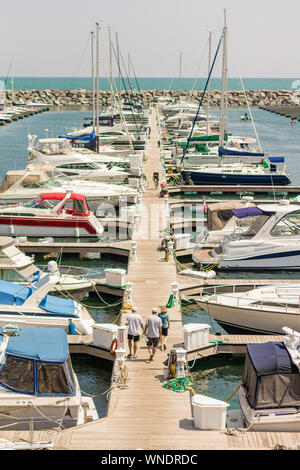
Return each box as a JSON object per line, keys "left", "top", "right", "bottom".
{"left": 96, "top": 22, "right": 100, "bottom": 145}
{"left": 108, "top": 26, "right": 114, "bottom": 113}
{"left": 179, "top": 52, "right": 182, "bottom": 101}
{"left": 116, "top": 32, "right": 121, "bottom": 93}
{"left": 219, "top": 10, "right": 228, "bottom": 149}
{"left": 207, "top": 31, "right": 212, "bottom": 135}
{"left": 91, "top": 31, "right": 95, "bottom": 132}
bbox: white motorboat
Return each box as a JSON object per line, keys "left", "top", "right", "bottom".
{"left": 0, "top": 237, "right": 93, "bottom": 300}
{"left": 0, "top": 173, "right": 139, "bottom": 210}
{"left": 227, "top": 327, "right": 300, "bottom": 432}
{"left": 195, "top": 283, "right": 300, "bottom": 334}
{"left": 0, "top": 325, "right": 98, "bottom": 430}
{"left": 193, "top": 200, "right": 300, "bottom": 270}
{"left": 53, "top": 160, "right": 129, "bottom": 183}
{"left": 0, "top": 259, "right": 94, "bottom": 334}
{"left": 0, "top": 192, "right": 104, "bottom": 239}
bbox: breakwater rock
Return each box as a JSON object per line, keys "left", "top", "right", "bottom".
{"left": 4, "top": 89, "right": 297, "bottom": 107}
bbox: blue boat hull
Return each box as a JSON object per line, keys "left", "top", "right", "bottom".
{"left": 181, "top": 170, "right": 291, "bottom": 185}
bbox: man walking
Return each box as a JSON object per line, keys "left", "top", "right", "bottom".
{"left": 125, "top": 307, "right": 144, "bottom": 359}
{"left": 144, "top": 307, "right": 162, "bottom": 362}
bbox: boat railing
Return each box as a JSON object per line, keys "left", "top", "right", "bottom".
{"left": 201, "top": 284, "right": 300, "bottom": 313}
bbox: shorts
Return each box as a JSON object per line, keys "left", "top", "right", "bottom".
{"left": 146, "top": 337, "right": 159, "bottom": 348}
{"left": 162, "top": 327, "right": 168, "bottom": 337}
{"left": 127, "top": 334, "right": 140, "bottom": 342}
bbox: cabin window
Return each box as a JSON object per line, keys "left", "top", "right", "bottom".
{"left": 271, "top": 210, "right": 300, "bottom": 237}
{"left": 0, "top": 355, "right": 34, "bottom": 394}
{"left": 37, "top": 362, "right": 73, "bottom": 395}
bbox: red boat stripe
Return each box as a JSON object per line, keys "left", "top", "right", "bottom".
{"left": 0, "top": 217, "right": 97, "bottom": 234}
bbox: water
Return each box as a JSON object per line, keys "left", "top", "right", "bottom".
{"left": 1, "top": 76, "right": 297, "bottom": 91}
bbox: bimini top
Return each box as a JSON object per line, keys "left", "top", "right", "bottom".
{"left": 39, "top": 192, "right": 90, "bottom": 216}
{"left": 246, "top": 342, "right": 297, "bottom": 376}
{"left": 0, "top": 280, "right": 78, "bottom": 317}
{"left": 1, "top": 327, "right": 69, "bottom": 363}
{"left": 40, "top": 192, "right": 85, "bottom": 202}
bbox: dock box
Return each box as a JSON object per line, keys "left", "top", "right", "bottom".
{"left": 92, "top": 323, "right": 119, "bottom": 350}
{"left": 183, "top": 323, "right": 211, "bottom": 350}
{"left": 174, "top": 233, "right": 191, "bottom": 249}
{"left": 192, "top": 394, "right": 229, "bottom": 430}
{"left": 105, "top": 268, "right": 126, "bottom": 287}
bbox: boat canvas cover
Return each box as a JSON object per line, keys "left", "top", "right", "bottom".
{"left": 0, "top": 280, "right": 78, "bottom": 317}
{"left": 242, "top": 342, "right": 300, "bottom": 409}
{"left": 268, "top": 157, "right": 285, "bottom": 163}
{"left": 218, "top": 147, "right": 264, "bottom": 157}
{"left": 3, "top": 327, "right": 69, "bottom": 362}
{"left": 58, "top": 130, "right": 96, "bottom": 142}
{"left": 231, "top": 207, "right": 264, "bottom": 218}
{"left": 207, "top": 201, "right": 254, "bottom": 231}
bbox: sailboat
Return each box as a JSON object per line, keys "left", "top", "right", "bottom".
{"left": 179, "top": 13, "right": 290, "bottom": 186}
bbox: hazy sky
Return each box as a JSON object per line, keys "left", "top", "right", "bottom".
{"left": 1, "top": 0, "right": 300, "bottom": 78}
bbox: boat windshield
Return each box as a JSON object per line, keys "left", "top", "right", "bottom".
{"left": 23, "top": 175, "right": 72, "bottom": 189}
{"left": 229, "top": 214, "right": 271, "bottom": 239}
{"left": 22, "top": 199, "right": 57, "bottom": 210}
{"left": 271, "top": 210, "right": 300, "bottom": 237}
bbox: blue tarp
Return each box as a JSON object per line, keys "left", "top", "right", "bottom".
{"left": 268, "top": 157, "right": 285, "bottom": 163}
{"left": 231, "top": 207, "right": 265, "bottom": 218}
{"left": 0, "top": 280, "right": 78, "bottom": 318}
{"left": 247, "top": 342, "right": 296, "bottom": 376}
{"left": 218, "top": 147, "right": 265, "bottom": 157}
{"left": 4, "top": 327, "right": 69, "bottom": 362}
{"left": 58, "top": 130, "right": 96, "bottom": 142}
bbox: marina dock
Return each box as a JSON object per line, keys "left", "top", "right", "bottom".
{"left": 1, "top": 107, "right": 300, "bottom": 450}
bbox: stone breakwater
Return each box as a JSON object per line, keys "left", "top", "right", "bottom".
{"left": 4, "top": 89, "right": 296, "bottom": 107}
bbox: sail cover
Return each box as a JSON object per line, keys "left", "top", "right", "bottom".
{"left": 268, "top": 157, "right": 285, "bottom": 163}
{"left": 58, "top": 130, "right": 96, "bottom": 142}
{"left": 218, "top": 147, "right": 264, "bottom": 157}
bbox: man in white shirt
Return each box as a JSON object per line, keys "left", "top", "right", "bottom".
{"left": 125, "top": 307, "right": 144, "bottom": 359}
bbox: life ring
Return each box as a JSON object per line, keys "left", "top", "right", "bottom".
{"left": 110, "top": 338, "right": 119, "bottom": 355}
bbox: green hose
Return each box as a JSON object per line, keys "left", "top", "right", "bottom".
{"left": 162, "top": 377, "right": 194, "bottom": 393}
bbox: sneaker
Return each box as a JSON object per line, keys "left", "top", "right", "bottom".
{"left": 146, "top": 354, "right": 154, "bottom": 363}
{"left": 127, "top": 354, "right": 133, "bottom": 358}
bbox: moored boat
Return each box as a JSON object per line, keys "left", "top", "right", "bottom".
{"left": 0, "top": 326, "right": 98, "bottom": 430}
{"left": 0, "top": 192, "right": 104, "bottom": 239}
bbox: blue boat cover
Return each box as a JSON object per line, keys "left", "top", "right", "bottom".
{"left": 231, "top": 207, "right": 265, "bottom": 218}
{"left": 246, "top": 342, "right": 296, "bottom": 376}
{"left": 218, "top": 147, "right": 265, "bottom": 157}
{"left": 3, "top": 327, "right": 69, "bottom": 363}
{"left": 0, "top": 280, "right": 78, "bottom": 318}
{"left": 268, "top": 157, "right": 285, "bottom": 162}
{"left": 58, "top": 130, "right": 96, "bottom": 142}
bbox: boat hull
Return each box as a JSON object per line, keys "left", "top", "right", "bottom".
{"left": 181, "top": 170, "right": 291, "bottom": 185}
{"left": 0, "top": 397, "right": 98, "bottom": 430}
{"left": 218, "top": 249, "right": 300, "bottom": 270}
{"left": 237, "top": 386, "right": 300, "bottom": 432}
{"left": 196, "top": 299, "right": 300, "bottom": 334}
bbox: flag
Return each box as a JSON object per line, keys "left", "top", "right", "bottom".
{"left": 203, "top": 196, "right": 207, "bottom": 214}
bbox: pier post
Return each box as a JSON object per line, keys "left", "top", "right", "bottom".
{"left": 171, "top": 281, "right": 179, "bottom": 306}
{"left": 130, "top": 241, "right": 137, "bottom": 261}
